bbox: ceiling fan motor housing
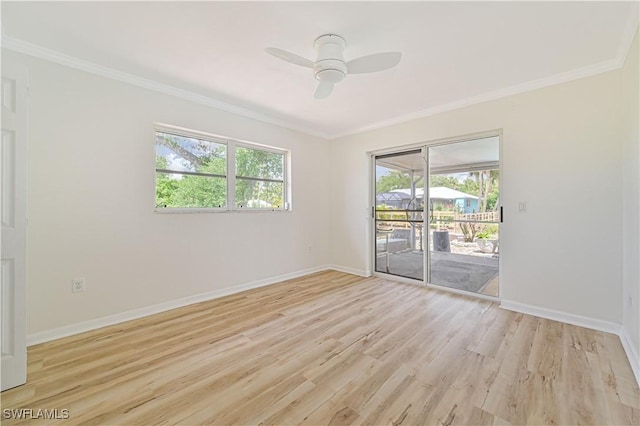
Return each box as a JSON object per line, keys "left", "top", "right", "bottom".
{"left": 313, "top": 34, "right": 347, "bottom": 83}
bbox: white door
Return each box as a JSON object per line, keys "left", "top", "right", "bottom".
{"left": 1, "top": 60, "right": 28, "bottom": 391}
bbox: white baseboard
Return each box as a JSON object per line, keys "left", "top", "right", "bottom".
{"left": 500, "top": 300, "right": 622, "bottom": 335}
{"left": 326, "top": 264, "right": 371, "bottom": 277}
{"left": 27, "top": 265, "right": 329, "bottom": 346}
{"left": 620, "top": 327, "right": 640, "bottom": 387}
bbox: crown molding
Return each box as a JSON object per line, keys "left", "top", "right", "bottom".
{"left": 1, "top": 35, "right": 331, "bottom": 140}
{"left": 328, "top": 57, "right": 621, "bottom": 140}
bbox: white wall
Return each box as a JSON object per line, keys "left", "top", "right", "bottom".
{"left": 329, "top": 68, "right": 625, "bottom": 325}
{"left": 3, "top": 50, "right": 331, "bottom": 335}
{"left": 622, "top": 31, "right": 640, "bottom": 369}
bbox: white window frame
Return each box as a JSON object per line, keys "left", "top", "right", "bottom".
{"left": 154, "top": 123, "right": 291, "bottom": 213}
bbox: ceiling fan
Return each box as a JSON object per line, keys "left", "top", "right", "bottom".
{"left": 266, "top": 34, "right": 401, "bottom": 99}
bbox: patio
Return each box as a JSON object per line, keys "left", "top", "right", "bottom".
{"left": 375, "top": 229, "right": 499, "bottom": 297}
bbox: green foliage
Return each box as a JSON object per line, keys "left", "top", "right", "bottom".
{"left": 155, "top": 173, "right": 179, "bottom": 208}
{"left": 477, "top": 224, "right": 499, "bottom": 240}
{"left": 235, "top": 147, "right": 284, "bottom": 208}
{"left": 430, "top": 175, "right": 460, "bottom": 189}
{"left": 486, "top": 188, "right": 500, "bottom": 211}
{"left": 459, "top": 178, "right": 479, "bottom": 196}
{"left": 165, "top": 150, "right": 227, "bottom": 208}
{"left": 470, "top": 170, "right": 500, "bottom": 212}
{"left": 376, "top": 204, "right": 407, "bottom": 221}
{"left": 376, "top": 171, "right": 423, "bottom": 193}
{"left": 481, "top": 224, "right": 499, "bottom": 239}
{"left": 476, "top": 231, "right": 491, "bottom": 239}
{"left": 155, "top": 156, "right": 178, "bottom": 208}
{"left": 155, "top": 135, "right": 284, "bottom": 209}
{"left": 167, "top": 175, "right": 227, "bottom": 208}
{"left": 484, "top": 224, "right": 499, "bottom": 234}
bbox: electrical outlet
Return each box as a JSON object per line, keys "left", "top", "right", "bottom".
{"left": 308, "top": 244, "right": 312, "bottom": 253}
{"left": 71, "top": 278, "right": 85, "bottom": 293}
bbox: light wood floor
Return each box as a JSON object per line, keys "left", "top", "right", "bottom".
{"left": 480, "top": 275, "right": 499, "bottom": 297}
{"left": 2, "top": 271, "right": 638, "bottom": 425}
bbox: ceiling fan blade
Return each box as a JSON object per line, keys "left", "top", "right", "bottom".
{"left": 346, "top": 52, "right": 402, "bottom": 74}
{"left": 265, "top": 47, "right": 314, "bottom": 68}
{"left": 314, "top": 81, "right": 334, "bottom": 99}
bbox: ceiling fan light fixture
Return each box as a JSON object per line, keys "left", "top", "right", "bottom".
{"left": 315, "top": 68, "right": 345, "bottom": 84}
{"left": 265, "top": 33, "right": 401, "bottom": 99}
{"left": 314, "top": 58, "right": 347, "bottom": 83}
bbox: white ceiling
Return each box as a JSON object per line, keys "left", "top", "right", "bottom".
{"left": 2, "top": 1, "right": 638, "bottom": 139}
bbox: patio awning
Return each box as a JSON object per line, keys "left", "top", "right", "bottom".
{"left": 374, "top": 136, "right": 499, "bottom": 174}
{"left": 389, "top": 186, "right": 477, "bottom": 200}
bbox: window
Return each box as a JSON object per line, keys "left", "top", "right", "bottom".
{"left": 155, "top": 131, "right": 227, "bottom": 209}
{"left": 235, "top": 146, "right": 285, "bottom": 209}
{"left": 155, "top": 126, "right": 289, "bottom": 211}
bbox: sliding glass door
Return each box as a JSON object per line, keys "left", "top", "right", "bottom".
{"left": 427, "top": 137, "right": 500, "bottom": 297}
{"left": 374, "top": 150, "right": 425, "bottom": 280}
{"left": 372, "top": 135, "right": 501, "bottom": 298}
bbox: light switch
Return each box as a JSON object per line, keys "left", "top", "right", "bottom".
{"left": 518, "top": 202, "right": 527, "bottom": 213}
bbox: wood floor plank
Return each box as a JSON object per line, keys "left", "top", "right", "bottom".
{"left": 1, "top": 270, "right": 638, "bottom": 425}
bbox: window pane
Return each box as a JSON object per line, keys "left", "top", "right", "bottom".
{"left": 236, "top": 146, "right": 283, "bottom": 180}
{"left": 156, "top": 172, "right": 226, "bottom": 208}
{"left": 155, "top": 132, "right": 226, "bottom": 176}
{"left": 235, "top": 178, "right": 284, "bottom": 209}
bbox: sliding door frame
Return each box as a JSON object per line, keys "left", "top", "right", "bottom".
{"left": 368, "top": 129, "right": 503, "bottom": 301}
{"left": 370, "top": 148, "right": 428, "bottom": 285}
